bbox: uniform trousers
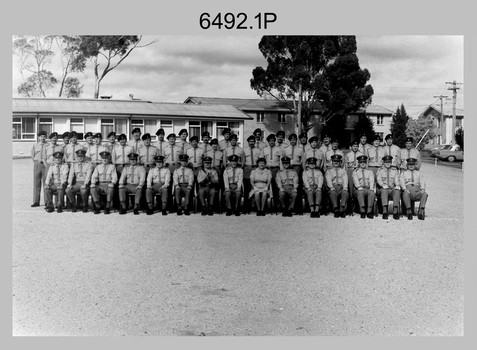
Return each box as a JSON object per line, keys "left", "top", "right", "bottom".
{"left": 268, "top": 166, "right": 280, "bottom": 207}
{"left": 402, "top": 185, "right": 428, "bottom": 210}
{"left": 33, "top": 160, "right": 47, "bottom": 204}
{"left": 66, "top": 182, "right": 90, "bottom": 208}
{"left": 379, "top": 188, "right": 401, "bottom": 212}
{"left": 292, "top": 165, "right": 304, "bottom": 212}
{"left": 175, "top": 183, "right": 191, "bottom": 210}
{"left": 328, "top": 184, "right": 349, "bottom": 210}
{"left": 279, "top": 185, "right": 297, "bottom": 211}
{"left": 225, "top": 183, "right": 241, "bottom": 210}
{"left": 45, "top": 184, "right": 65, "bottom": 208}
{"left": 242, "top": 165, "right": 256, "bottom": 211}
{"left": 198, "top": 186, "right": 217, "bottom": 208}
{"left": 355, "top": 188, "right": 375, "bottom": 213}
{"left": 305, "top": 185, "right": 322, "bottom": 210}
{"left": 146, "top": 184, "right": 168, "bottom": 208}
{"left": 92, "top": 182, "right": 115, "bottom": 206}
{"left": 119, "top": 184, "right": 142, "bottom": 207}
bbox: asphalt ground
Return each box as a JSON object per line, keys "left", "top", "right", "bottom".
{"left": 12, "top": 158, "right": 464, "bottom": 336}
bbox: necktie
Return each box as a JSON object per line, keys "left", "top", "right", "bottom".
{"left": 353, "top": 152, "right": 356, "bottom": 167}
{"left": 56, "top": 165, "right": 60, "bottom": 184}
{"left": 171, "top": 147, "right": 175, "bottom": 162}
{"left": 96, "top": 146, "right": 99, "bottom": 162}
{"left": 146, "top": 146, "right": 150, "bottom": 164}
{"left": 311, "top": 169, "right": 315, "bottom": 186}
{"left": 232, "top": 167, "right": 236, "bottom": 183}
{"left": 313, "top": 149, "right": 316, "bottom": 159}
{"left": 159, "top": 142, "right": 162, "bottom": 155}
{"left": 212, "top": 150, "right": 216, "bottom": 167}
{"left": 386, "top": 169, "right": 390, "bottom": 186}
{"left": 103, "top": 165, "right": 107, "bottom": 181}
{"left": 375, "top": 148, "right": 378, "bottom": 163}
{"left": 286, "top": 170, "right": 289, "bottom": 184}
{"left": 182, "top": 168, "right": 185, "bottom": 183}
{"left": 72, "top": 144, "right": 76, "bottom": 161}
{"left": 194, "top": 148, "right": 197, "bottom": 163}
{"left": 232, "top": 147, "right": 235, "bottom": 155}
{"left": 250, "top": 148, "right": 254, "bottom": 165}
{"left": 335, "top": 168, "right": 339, "bottom": 184}
{"left": 182, "top": 142, "right": 185, "bottom": 153}
{"left": 40, "top": 143, "right": 45, "bottom": 161}
{"left": 122, "top": 147, "right": 125, "bottom": 164}
{"left": 157, "top": 169, "right": 162, "bottom": 187}
{"left": 269, "top": 146, "right": 272, "bottom": 161}
{"left": 362, "top": 169, "right": 366, "bottom": 187}
{"left": 131, "top": 166, "right": 135, "bottom": 183}
{"left": 411, "top": 170, "right": 414, "bottom": 184}
{"left": 79, "top": 162, "right": 83, "bottom": 178}
{"left": 135, "top": 141, "right": 139, "bottom": 153}
{"left": 291, "top": 146, "right": 295, "bottom": 161}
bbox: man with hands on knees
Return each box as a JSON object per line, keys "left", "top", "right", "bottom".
{"left": 90, "top": 151, "right": 117, "bottom": 215}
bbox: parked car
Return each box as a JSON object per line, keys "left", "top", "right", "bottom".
{"left": 430, "top": 144, "right": 464, "bottom": 162}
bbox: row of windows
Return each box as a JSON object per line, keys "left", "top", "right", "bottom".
{"left": 12, "top": 117, "right": 240, "bottom": 141}
{"left": 256, "top": 112, "right": 287, "bottom": 124}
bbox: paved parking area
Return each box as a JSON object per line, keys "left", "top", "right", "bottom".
{"left": 12, "top": 158, "right": 464, "bottom": 336}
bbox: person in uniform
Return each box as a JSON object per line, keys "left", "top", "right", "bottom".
{"left": 358, "top": 133, "right": 372, "bottom": 155}
{"left": 263, "top": 134, "right": 284, "bottom": 208}
{"left": 345, "top": 140, "right": 364, "bottom": 205}
{"left": 197, "top": 156, "right": 220, "bottom": 216}
{"left": 400, "top": 136, "right": 422, "bottom": 171}
{"left": 155, "top": 128, "right": 167, "bottom": 156}
{"left": 44, "top": 151, "right": 69, "bottom": 213}
{"left": 65, "top": 149, "right": 93, "bottom": 213}
{"left": 118, "top": 152, "right": 146, "bottom": 215}
{"left": 111, "top": 134, "right": 133, "bottom": 176}
{"left": 276, "top": 130, "right": 289, "bottom": 150}
{"left": 367, "top": 135, "right": 386, "bottom": 177}
{"left": 31, "top": 130, "right": 49, "bottom": 207}
{"left": 163, "top": 133, "right": 182, "bottom": 174}
{"left": 90, "top": 151, "right": 117, "bottom": 214}
{"left": 352, "top": 155, "right": 376, "bottom": 219}
{"left": 376, "top": 155, "right": 401, "bottom": 220}
{"left": 82, "top": 131, "right": 94, "bottom": 162}
{"left": 299, "top": 132, "right": 311, "bottom": 153}
{"left": 64, "top": 131, "right": 85, "bottom": 166}
{"left": 186, "top": 135, "right": 205, "bottom": 174}
{"left": 45, "top": 132, "right": 64, "bottom": 171}
{"left": 62, "top": 132, "right": 70, "bottom": 146}
{"left": 284, "top": 133, "right": 304, "bottom": 214}
{"left": 106, "top": 131, "right": 117, "bottom": 153}
{"left": 319, "top": 135, "right": 332, "bottom": 155}
{"left": 199, "top": 131, "right": 212, "bottom": 154}
{"left": 87, "top": 132, "right": 107, "bottom": 168}
{"left": 325, "top": 154, "right": 349, "bottom": 218}
{"left": 128, "top": 127, "right": 144, "bottom": 154}
{"left": 249, "top": 157, "right": 271, "bottom": 216}
{"left": 243, "top": 135, "right": 263, "bottom": 213}
{"left": 177, "top": 129, "right": 192, "bottom": 154}
{"left": 173, "top": 154, "right": 194, "bottom": 215}
{"left": 253, "top": 128, "right": 267, "bottom": 150}
{"left": 145, "top": 155, "right": 170, "bottom": 216}
{"left": 223, "top": 133, "right": 245, "bottom": 168}
{"left": 400, "top": 157, "right": 428, "bottom": 220}
{"left": 139, "top": 133, "right": 160, "bottom": 174}
{"left": 275, "top": 156, "right": 299, "bottom": 217}
{"left": 218, "top": 128, "right": 232, "bottom": 151}
{"left": 324, "top": 138, "right": 345, "bottom": 171}
{"left": 383, "top": 134, "right": 401, "bottom": 169}
{"left": 206, "top": 138, "right": 223, "bottom": 173}
{"left": 223, "top": 154, "right": 244, "bottom": 216}
{"left": 303, "top": 136, "right": 325, "bottom": 170}
{"left": 302, "top": 157, "right": 324, "bottom": 217}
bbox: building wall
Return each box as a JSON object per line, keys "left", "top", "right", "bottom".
{"left": 243, "top": 111, "right": 297, "bottom": 141}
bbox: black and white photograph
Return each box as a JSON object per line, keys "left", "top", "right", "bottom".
{"left": 6, "top": 0, "right": 471, "bottom": 346}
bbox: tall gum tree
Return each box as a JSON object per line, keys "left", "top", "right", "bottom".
{"left": 250, "top": 36, "right": 373, "bottom": 139}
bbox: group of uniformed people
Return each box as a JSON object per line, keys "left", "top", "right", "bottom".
{"left": 31, "top": 127, "right": 428, "bottom": 220}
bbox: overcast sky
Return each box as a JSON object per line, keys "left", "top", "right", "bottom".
{"left": 12, "top": 35, "right": 464, "bottom": 118}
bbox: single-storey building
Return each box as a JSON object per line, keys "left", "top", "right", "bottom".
{"left": 419, "top": 104, "right": 464, "bottom": 145}
{"left": 184, "top": 96, "right": 393, "bottom": 144}
{"left": 12, "top": 97, "right": 252, "bottom": 157}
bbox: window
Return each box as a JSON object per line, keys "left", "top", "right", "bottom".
{"left": 257, "top": 112, "right": 264, "bottom": 123}
{"left": 278, "top": 113, "right": 286, "bottom": 124}
{"left": 39, "top": 117, "right": 53, "bottom": 137}
{"left": 101, "top": 119, "right": 115, "bottom": 138}
{"left": 377, "top": 132, "right": 384, "bottom": 141}
{"left": 12, "top": 116, "right": 35, "bottom": 140}
{"left": 144, "top": 120, "right": 157, "bottom": 139}
{"left": 189, "top": 121, "right": 201, "bottom": 139}
{"left": 160, "top": 120, "right": 173, "bottom": 137}
{"left": 70, "top": 117, "right": 84, "bottom": 136}
{"left": 216, "top": 121, "right": 239, "bottom": 140}
{"left": 131, "top": 119, "right": 144, "bottom": 135}
{"left": 376, "top": 115, "right": 384, "bottom": 125}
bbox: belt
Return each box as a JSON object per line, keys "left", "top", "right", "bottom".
{"left": 179, "top": 183, "right": 189, "bottom": 186}
{"left": 99, "top": 181, "right": 111, "bottom": 184}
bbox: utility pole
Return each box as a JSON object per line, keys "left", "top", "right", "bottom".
{"left": 297, "top": 80, "right": 302, "bottom": 135}
{"left": 446, "top": 80, "right": 463, "bottom": 144}
{"left": 433, "top": 94, "right": 449, "bottom": 144}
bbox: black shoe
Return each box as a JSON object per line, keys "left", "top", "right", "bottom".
{"left": 57, "top": 207, "right": 63, "bottom": 213}
{"left": 226, "top": 210, "right": 232, "bottom": 216}
{"left": 201, "top": 210, "right": 207, "bottom": 216}
{"left": 184, "top": 210, "right": 190, "bottom": 216}
{"left": 256, "top": 211, "right": 261, "bottom": 216}
{"left": 47, "top": 205, "right": 54, "bottom": 213}
{"left": 310, "top": 212, "right": 316, "bottom": 218}
{"left": 288, "top": 211, "right": 293, "bottom": 217}
{"left": 82, "top": 207, "right": 88, "bottom": 213}
{"left": 234, "top": 210, "right": 240, "bottom": 216}
{"left": 340, "top": 212, "right": 346, "bottom": 218}
{"left": 282, "top": 210, "right": 288, "bottom": 217}
{"left": 72, "top": 206, "right": 77, "bottom": 213}
{"left": 407, "top": 210, "right": 413, "bottom": 220}
{"left": 418, "top": 209, "right": 425, "bottom": 220}
{"left": 334, "top": 210, "right": 340, "bottom": 218}
{"left": 162, "top": 210, "right": 168, "bottom": 216}
{"left": 393, "top": 213, "right": 400, "bottom": 220}
{"left": 315, "top": 212, "right": 320, "bottom": 218}
{"left": 146, "top": 208, "right": 153, "bottom": 215}
{"left": 94, "top": 208, "right": 101, "bottom": 214}
{"left": 104, "top": 208, "right": 110, "bottom": 215}
{"left": 382, "top": 213, "right": 388, "bottom": 220}
{"left": 208, "top": 211, "right": 214, "bottom": 216}
{"left": 177, "top": 209, "right": 183, "bottom": 216}
{"left": 360, "top": 212, "right": 366, "bottom": 219}
{"left": 119, "top": 208, "right": 127, "bottom": 215}
{"left": 367, "top": 213, "right": 374, "bottom": 219}
{"left": 133, "top": 208, "right": 139, "bottom": 215}
{"left": 31, "top": 202, "right": 40, "bottom": 207}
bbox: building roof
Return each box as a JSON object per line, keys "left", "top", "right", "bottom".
{"left": 423, "top": 104, "right": 464, "bottom": 118}
{"left": 12, "top": 98, "right": 253, "bottom": 120}
{"left": 184, "top": 96, "right": 393, "bottom": 115}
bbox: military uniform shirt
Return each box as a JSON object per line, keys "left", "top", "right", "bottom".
{"left": 87, "top": 144, "right": 108, "bottom": 164}
{"left": 46, "top": 144, "right": 65, "bottom": 164}
{"left": 223, "top": 145, "right": 245, "bottom": 166}
{"left": 276, "top": 168, "right": 299, "bottom": 191}
{"left": 197, "top": 168, "right": 219, "bottom": 185}
{"left": 358, "top": 143, "right": 373, "bottom": 155}
{"left": 367, "top": 146, "right": 386, "bottom": 167}
{"left": 31, "top": 141, "right": 49, "bottom": 162}
{"left": 163, "top": 144, "right": 182, "bottom": 164}
{"left": 155, "top": 140, "right": 167, "bottom": 156}
{"left": 303, "top": 148, "right": 325, "bottom": 168}
{"left": 384, "top": 144, "right": 401, "bottom": 168}
{"left": 112, "top": 145, "right": 133, "bottom": 165}
{"left": 345, "top": 150, "right": 364, "bottom": 170}
{"left": 205, "top": 149, "right": 224, "bottom": 168}
{"left": 325, "top": 149, "right": 345, "bottom": 169}
{"left": 147, "top": 167, "right": 171, "bottom": 187}
{"left": 198, "top": 142, "right": 212, "bottom": 154}
{"left": 127, "top": 139, "right": 144, "bottom": 154}
{"left": 119, "top": 164, "right": 146, "bottom": 186}
{"left": 284, "top": 145, "right": 304, "bottom": 166}
{"left": 223, "top": 166, "right": 244, "bottom": 190}
{"left": 400, "top": 148, "right": 421, "bottom": 170}
{"left": 376, "top": 167, "right": 401, "bottom": 189}
{"left": 218, "top": 139, "right": 232, "bottom": 151}
{"left": 352, "top": 168, "right": 376, "bottom": 190}
{"left": 173, "top": 166, "right": 194, "bottom": 187}
{"left": 186, "top": 146, "right": 206, "bottom": 168}
{"left": 303, "top": 168, "right": 324, "bottom": 190}
{"left": 177, "top": 140, "right": 192, "bottom": 154}
{"left": 46, "top": 163, "right": 69, "bottom": 186}
{"left": 263, "top": 145, "right": 284, "bottom": 167}
{"left": 325, "top": 167, "right": 348, "bottom": 189}
{"left": 92, "top": 163, "right": 118, "bottom": 184}
{"left": 319, "top": 143, "right": 332, "bottom": 155}
{"left": 139, "top": 145, "right": 160, "bottom": 166}
{"left": 400, "top": 169, "right": 426, "bottom": 191}
{"left": 244, "top": 147, "right": 263, "bottom": 166}
{"left": 68, "top": 161, "right": 93, "bottom": 185}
